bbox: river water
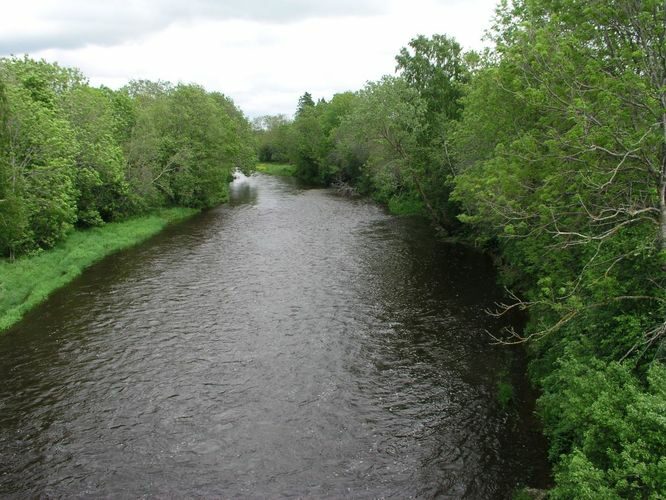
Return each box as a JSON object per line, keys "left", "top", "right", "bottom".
{"left": 0, "top": 173, "right": 548, "bottom": 498}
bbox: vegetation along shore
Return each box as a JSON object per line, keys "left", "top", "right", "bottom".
{"left": 1, "top": 0, "right": 664, "bottom": 496}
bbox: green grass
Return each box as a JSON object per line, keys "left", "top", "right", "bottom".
{"left": 255, "top": 162, "right": 296, "bottom": 176}
{"left": 0, "top": 207, "right": 198, "bottom": 333}
{"left": 387, "top": 193, "right": 426, "bottom": 216}
{"left": 512, "top": 487, "right": 548, "bottom": 500}
{"left": 497, "top": 380, "right": 515, "bottom": 408}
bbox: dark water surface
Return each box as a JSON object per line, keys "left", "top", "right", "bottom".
{"left": 0, "top": 174, "right": 548, "bottom": 498}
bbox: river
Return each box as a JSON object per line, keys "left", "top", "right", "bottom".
{"left": 0, "top": 173, "right": 548, "bottom": 498}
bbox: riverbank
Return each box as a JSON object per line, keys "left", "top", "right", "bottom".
{"left": 256, "top": 162, "right": 296, "bottom": 176}
{"left": 0, "top": 207, "right": 198, "bottom": 333}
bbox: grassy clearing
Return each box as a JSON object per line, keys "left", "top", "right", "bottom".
{"left": 0, "top": 207, "right": 198, "bottom": 333}
{"left": 256, "top": 162, "right": 296, "bottom": 176}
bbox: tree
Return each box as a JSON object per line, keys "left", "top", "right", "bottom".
{"left": 454, "top": 0, "right": 666, "bottom": 349}
{"left": 0, "top": 77, "right": 26, "bottom": 258}
{"left": 289, "top": 99, "right": 327, "bottom": 182}
{"left": 394, "top": 34, "right": 471, "bottom": 225}
{"left": 61, "top": 85, "right": 129, "bottom": 225}
{"left": 124, "top": 82, "right": 255, "bottom": 209}
{"left": 338, "top": 76, "right": 426, "bottom": 204}
{"left": 451, "top": 1, "right": 666, "bottom": 494}
{"left": 295, "top": 91, "right": 315, "bottom": 117}
{"left": 210, "top": 92, "right": 257, "bottom": 175}
{"left": 396, "top": 34, "right": 468, "bottom": 123}
{"left": 318, "top": 92, "right": 363, "bottom": 183}
{"left": 253, "top": 114, "right": 292, "bottom": 163}
{"left": 0, "top": 58, "right": 78, "bottom": 256}
{"left": 0, "top": 60, "right": 257, "bottom": 258}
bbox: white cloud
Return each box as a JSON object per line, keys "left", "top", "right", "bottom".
{"left": 2, "top": 0, "right": 499, "bottom": 117}
{"left": 0, "top": 0, "right": 386, "bottom": 53}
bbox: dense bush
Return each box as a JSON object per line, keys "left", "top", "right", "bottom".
{"left": 0, "top": 57, "right": 256, "bottom": 258}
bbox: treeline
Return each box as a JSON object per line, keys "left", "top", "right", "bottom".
{"left": 256, "top": 0, "right": 666, "bottom": 496}
{"left": 0, "top": 57, "right": 255, "bottom": 259}
{"left": 254, "top": 34, "right": 472, "bottom": 224}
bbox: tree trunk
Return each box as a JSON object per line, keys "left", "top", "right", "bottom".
{"left": 659, "top": 108, "right": 666, "bottom": 250}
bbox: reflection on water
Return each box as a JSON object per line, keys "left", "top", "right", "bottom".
{"left": 0, "top": 173, "right": 548, "bottom": 497}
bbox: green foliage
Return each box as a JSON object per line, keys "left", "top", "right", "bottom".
{"left": 125, "top": 83, "right": 256, "bottom": 209}
{"left": 254, "top": 114, "right": 293, "bottom": 163}
{"left": 450, "top": 0, "right": 666, "bottom": 496}
{"left": 386, "top": 193, "right": 425, "bottom": 216}
{"left": 255, "top": 162, "right": 296, "bottom": 177}
{"left": 395, "top": 34, "right": 468, "bottom": 123}
{"left": 0, "top": 57, "right": 256, "bottom": 259}
{"left": 61, "top": 85, "right": 129, "bottom": 225}
{"left": 336, "top": 76, "right": 427, "bottom": 203}
{"left": 497, "top": 380, "right": 515, "bottom": 409}
{"left": 1, "top": 63, "right": 78, "bottom": 254}
{"left": 393, "top": 34, "right": 469, "bottom": 225}
{"left": 278, "top": 36, "right": 471, "bottom": 226}
{"left": 512, "top": 487, "right": 547, "bottom": 500}
{"left": 211, "top": 92, "right": 257, "bottom": 176}
{"left": 289, "top": 101, "right": 327, "bottom": 183}
{"left": 541, "top": 356, "right": 666, "bottom": 498}
{"left": 295, "top": 91, "right": 315, "bottom": 117}
{"left": 285, "top": 92, "right": 362, "bottom": 185}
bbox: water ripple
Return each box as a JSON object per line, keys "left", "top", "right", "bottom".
{"left": 0, "top": 174, "right": 548, "bottom": 498}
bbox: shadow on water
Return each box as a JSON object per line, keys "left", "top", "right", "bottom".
{"left": 0, "top": 173, "right": 549, "bottom": 498}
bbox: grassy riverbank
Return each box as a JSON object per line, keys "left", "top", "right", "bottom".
{"left": 256, "top": 162, "right": 296, "bottom": 176}
{"left": 0, "top": 207, "right": 198, "bottom": 333}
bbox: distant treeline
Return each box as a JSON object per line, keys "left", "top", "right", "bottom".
{"left": 0, "top": 57, "right": 255, "bottom": 259}
{"left": 254, "top": 0, "right": 665, "bottom": 496}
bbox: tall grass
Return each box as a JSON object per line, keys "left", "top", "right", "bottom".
{"left": 0, "top": 207, "right": 197, "bottom": 332}
{"left": 255, "top": 162, "right": 296, "bottom": 176}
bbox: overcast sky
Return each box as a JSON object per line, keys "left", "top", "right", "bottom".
{"left": 1, "top": 0, "right": 498, "bottom": 118}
